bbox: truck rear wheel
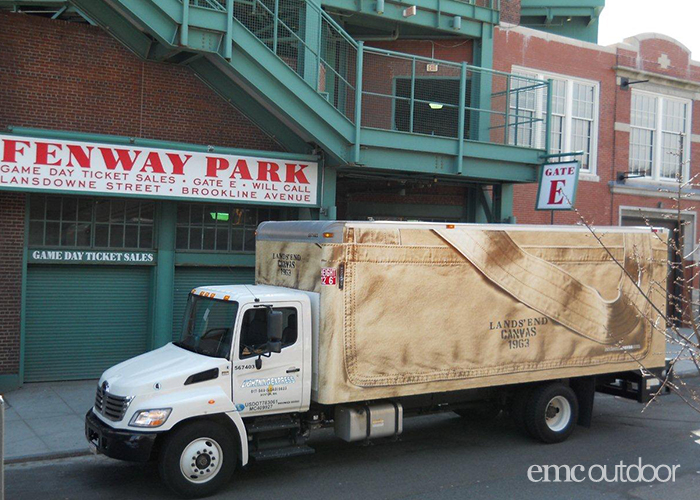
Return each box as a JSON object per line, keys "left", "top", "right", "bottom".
{"left": 158, "top": 420, "right": 236, "bottom": 498}
{"left": 524, "top": 383, "right": 578, "bottom": 444}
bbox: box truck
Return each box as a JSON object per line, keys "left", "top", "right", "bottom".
{"left": 85, "top": 221, "right": 670, "bottom": 497}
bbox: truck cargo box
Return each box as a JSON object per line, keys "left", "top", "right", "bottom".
{"left": 256, "top": 221, "right": 667, "bottom": 405}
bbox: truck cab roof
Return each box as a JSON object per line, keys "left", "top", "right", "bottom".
{"left": 191, "top": 284, "right": 309, "bottom": 303}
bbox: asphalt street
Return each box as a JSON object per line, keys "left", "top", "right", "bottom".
{"left": 6, "top": 379, "right": 700, "bottom": 500}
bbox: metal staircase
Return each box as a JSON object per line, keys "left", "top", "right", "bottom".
{"left": 3, "top": 0, "right": 552, "bottom": 181}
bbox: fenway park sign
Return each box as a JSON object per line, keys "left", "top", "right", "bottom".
{"left": 0, "top": 134, "right": 319, "bottom": 206}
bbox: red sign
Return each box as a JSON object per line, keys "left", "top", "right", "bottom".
{"left": 321, "top": 267, "right": 337, "bottom": 286}
{"left": 0, "top": 134, "right": 319, "bottom": 206}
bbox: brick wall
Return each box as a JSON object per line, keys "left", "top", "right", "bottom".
{"left": 0, "top": 193, "right": 25, "bottom": 375}
{"left": 0, "top": 12, "right": 290, "bottom": 377}
{"left": 0, "top": 12, "right": 282, "bottom": 151}
{"left": 500, "top": 0, "right": 521, "bottom": 25}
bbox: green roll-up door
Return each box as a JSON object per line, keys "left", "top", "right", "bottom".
{"left": 25, "top": 265, "right": 151, "bottom": 382}
{"left": 172, "top": 266, "right": 255, "bottom": 341}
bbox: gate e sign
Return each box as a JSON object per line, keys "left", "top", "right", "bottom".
{"left": 536, "top": 161, "right": 580, "bottom": 211}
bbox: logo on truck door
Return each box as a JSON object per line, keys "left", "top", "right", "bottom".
{"left": 321, "top": 267, "right": 337, "bottom": 286}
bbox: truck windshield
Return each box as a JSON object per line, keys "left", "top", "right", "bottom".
{"left": 174, "top": 295, "right": 239, "bottom": 359}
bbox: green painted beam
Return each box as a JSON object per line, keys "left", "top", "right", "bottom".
{"left": 152, "top": 202, "right": 176, "bottom": 349}
{"left": 68, "top": 0, "right": 154, "bottom": 58}
{"left": 520, "top": 7, "right": 600, "bottom": 17}
{"left": 359, "top": 128, "right": 543, "bottom": 165}
{"left": 357, "top": 148, "right": 538, "bottom": 183}
{"left": 110, "top": 0, "right": 354, "bottom": 162}
{"left": 187, "top": 58, "right": 312, "bottom": 154}
{"left": 521, "top": 0, "right": 604, "bottom": 8}
{"left": 319, "top": 163, "right": 337, "bottom": 219}
{"left": 322, "top": 0, "right": 494, "bottom": 38}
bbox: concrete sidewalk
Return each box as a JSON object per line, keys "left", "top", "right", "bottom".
{"left": 2, "top": 380, "right": 96, "bottom": 462}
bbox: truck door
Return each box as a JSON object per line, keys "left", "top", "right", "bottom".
{"left": 232, "top": 304, "right": 304, "bottom": 416}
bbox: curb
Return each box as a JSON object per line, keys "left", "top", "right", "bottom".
{"left": 5, "top": 449, "right": 92, "bottom": 465}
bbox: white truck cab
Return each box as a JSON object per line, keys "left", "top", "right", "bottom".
{"left": 86, "top": 284, "right": 316, "bottom": 497}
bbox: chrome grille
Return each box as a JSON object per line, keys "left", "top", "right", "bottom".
{"left": 94, "top": 384, "right": 131, "bottom": 422}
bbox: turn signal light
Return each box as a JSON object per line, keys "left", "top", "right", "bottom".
{"left": 323, "top": 232, "right": 334, "bottom": 238}
{"left": 446, "top": 224, "right": 455, "bottom": 229}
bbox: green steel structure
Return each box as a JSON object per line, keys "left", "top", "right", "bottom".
{"left": 0, "top": 0, "right": 561, "bottom": 386}
{"left": 519, "top": 0, "right": 605, "bottom": 43}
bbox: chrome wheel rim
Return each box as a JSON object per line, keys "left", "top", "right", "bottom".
{"left": 179, "top": 437, "right": 223, "bottom": 484}
{"left": 545, "top": 395, "right": 571, "bottom": 432}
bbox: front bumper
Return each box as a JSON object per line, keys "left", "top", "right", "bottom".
{"left": 85, "top": 409, "right": 158, "bottom": 462}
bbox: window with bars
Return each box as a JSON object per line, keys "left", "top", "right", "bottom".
{"left": 28, "top": 195, "right": 155, "bottom": 249}
{"left": 630, "top": 91, "right": 691, "bottom": 181}
{"left": 175, "top": 204, "right": 280, "bottom": 252}
{"left": 509, "top": 68, "right": 599, "bottom": 174}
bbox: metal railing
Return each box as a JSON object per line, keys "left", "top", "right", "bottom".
{"left": 185, "top": 0, "right": 548, "bottom": 159}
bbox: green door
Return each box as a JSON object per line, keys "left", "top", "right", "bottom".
{"left": 25, "top": 265, "right": 152, "bottom": 382}
{"left": 172, "top": 267, "right": 255, "bottom": 341}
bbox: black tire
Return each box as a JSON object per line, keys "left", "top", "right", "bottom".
{"left": 158, "top": 420, "right": 237, "bottom": 498}
{"left": 524, "top": 383, "right": 579, "bottom": 444}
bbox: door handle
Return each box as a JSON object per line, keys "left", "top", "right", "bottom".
{"left": 286, "top": 367, "right": 300, "bottom": 373}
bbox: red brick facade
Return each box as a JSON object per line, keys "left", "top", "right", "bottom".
{"left": 494, "top": 28, "right": 700, "bottom": 234}
{"left": 0, "top": 12, "right": 286, "bottom": 377}
{"left": 0, "top": 193, "right": 24, "bottom": 375}
{"left": 0, "top": 12, "right": 282, "bottom": 151}
{"left": 499, "top": 0, "right": 521, "bottom": 25}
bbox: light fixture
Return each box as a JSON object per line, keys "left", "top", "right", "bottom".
{"left": 429, "top": 103, "right": 443, "bottom": 110}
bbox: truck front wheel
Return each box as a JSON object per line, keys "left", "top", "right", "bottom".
{"left": 158, "top": 420, "right": 236, "bottom": 498}
{"left": 524, "top": 383, "right": 578, "bottom": 444}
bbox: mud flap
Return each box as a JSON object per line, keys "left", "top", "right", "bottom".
{"left": 570, "top": 376, "right": 596, "bottom": 428}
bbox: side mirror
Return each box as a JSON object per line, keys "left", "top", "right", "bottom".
{"left": 267, "top": 341, "right": 282, "bottom": 354}
{"left": 266, "top": 309, "right": 284, "bottom": 343}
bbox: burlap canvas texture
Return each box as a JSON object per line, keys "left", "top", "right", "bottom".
{"left": 257, "top": 225, "right": 667, "bottom": 404}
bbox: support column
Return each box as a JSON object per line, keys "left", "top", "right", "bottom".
{"left": 319, "top": 164, "right": 337, "bottom": 220}
{"left": 152, "top": 201, "right": 176, "bottom": 349}
{"left": 494, "top": 183, "right": 515, "bottom": 223}
{"left": 301, "top": 0, "right": 322, "bottom": 89}
{"left": 470, "top": 23, "right": 494, "bottom": 142}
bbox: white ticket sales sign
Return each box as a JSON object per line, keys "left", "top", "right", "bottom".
{"left": 536, "top": 160, "right": 580, "bottom": 211}
{"left": 0, "top": 134, "right": 319, "bottom": 206}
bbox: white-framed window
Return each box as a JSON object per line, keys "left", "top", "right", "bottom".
{"left": 509, "top": 67, "right": 600, "bottom": 175}
{"left": 629, "top": 90, "right": 691, "bottom": 181}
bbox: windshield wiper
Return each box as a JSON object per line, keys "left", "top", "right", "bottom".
{"left": 173, "top": 341, "right": 197, "bottom": 353}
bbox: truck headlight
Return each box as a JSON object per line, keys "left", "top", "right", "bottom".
{"left": 129, "top": 408, "right": 172, "bottom": 427}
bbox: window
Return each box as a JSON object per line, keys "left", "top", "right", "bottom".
{"left": 177, "top": 295, "right": 239, "bottom": 359}
{"left": 176, "top": 204, "right": 280, "bottom": 252}
{"left": 239, "top": 307, "right": 298, "bottom": 359}
{"left": 393, "top": 78, "right": 470, "bottom": 138}
{"left": 630, "top": 91, "right": 691, "bottom": 181}
{"left": 509, "top": 68, "right": 599, "bottom": 174}
{"left": 28, "top": 195, "right": 154, "bottom": 249}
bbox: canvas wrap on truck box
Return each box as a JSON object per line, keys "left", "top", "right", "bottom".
{"left": 256, "top": 222, "right": 668, "bottom": 405}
